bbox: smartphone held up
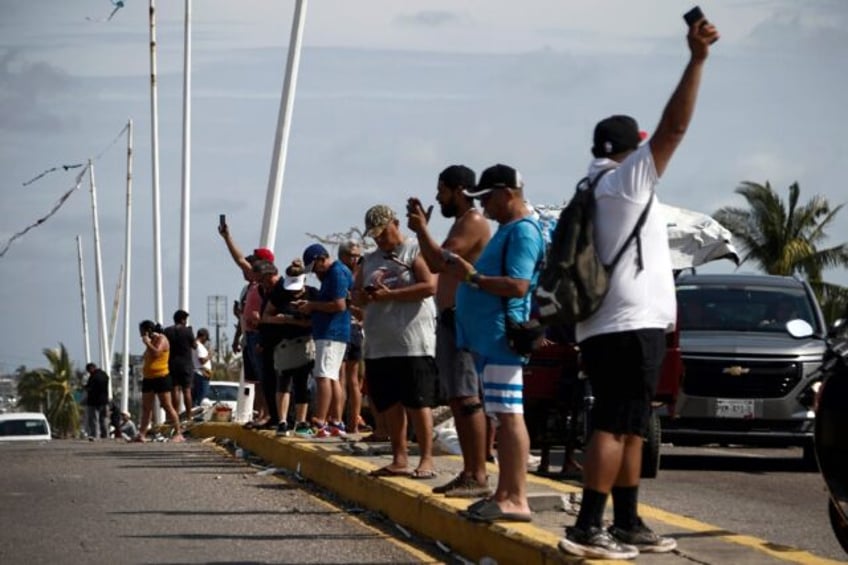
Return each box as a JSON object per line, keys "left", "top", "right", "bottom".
{"left": 683, "top": 5, "right": 718, "bottom": 43}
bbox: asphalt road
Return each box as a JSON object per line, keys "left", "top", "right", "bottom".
{"left": 637, "top": 444, "right": 846, "bottom": 561}
{"left": 0, "top": 440, "right": 442, "bottom": 565}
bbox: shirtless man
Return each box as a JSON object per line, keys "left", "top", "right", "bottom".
{"left": 407, "top": 165, "right": 492, "bottom": 497}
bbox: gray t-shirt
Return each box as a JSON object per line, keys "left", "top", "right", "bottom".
{"left": 361, "top": 238, "right": 436, "bottom": 359}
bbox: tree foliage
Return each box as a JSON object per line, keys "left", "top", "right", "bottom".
{"left": 713, "top": 181, "right": 848, "bottom": 323}
{"left": 16, "top": 343, "right": 82, "bottom": 438}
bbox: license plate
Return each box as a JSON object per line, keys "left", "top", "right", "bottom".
{"left": 716, "top": 399, "right": 755, "bottom": 419}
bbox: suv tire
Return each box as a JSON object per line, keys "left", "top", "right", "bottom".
{"left": 641, "top": 409, "right": 661, "bottom": 478}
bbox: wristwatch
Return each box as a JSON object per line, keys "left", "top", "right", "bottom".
{"left": 466, "top": 271, "right": 482, "bottom": 289}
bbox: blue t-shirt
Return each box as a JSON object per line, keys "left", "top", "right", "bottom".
{"left": 311, "top": 261, "right": 352, "bottom": 342}
{"left": 455, "top": 217, "right": 545, "bottom": 365}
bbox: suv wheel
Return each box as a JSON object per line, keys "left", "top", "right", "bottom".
{"left": 641, "top": 410, "right": 661, "bottom": 478}
{"left": 829, "top": 499, "right": 848, "bottom": 553}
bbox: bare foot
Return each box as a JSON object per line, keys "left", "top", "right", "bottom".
{"left": 171, "top": 434, "right": 185, "bottom": 443}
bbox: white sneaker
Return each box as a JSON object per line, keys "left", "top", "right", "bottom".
{"left": 558, "top": 526, "right": 639, "bottom": 560}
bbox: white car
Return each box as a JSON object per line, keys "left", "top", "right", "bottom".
{"left": 0, "top": 412, "right": 51, "bottom": 441}
{"left": 206, "top": 380, "right": 240, "bottom": 411}
{"left": 197, "top": 381, "right": 255, "bottom": 423}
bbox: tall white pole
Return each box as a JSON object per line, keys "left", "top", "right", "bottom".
{"left": 179, "top": 0, "right": 192, "bottom": 311}
{"left": 149, "top": 0, "right": 163, "bottom": 324}
{"left": 259, "top": 0, "right": 308, "bottom": 249}
{"left": 121, "top": 119, "right": 133, "bottom": 413}
{"left": 76, "top": 235, "right": 92, "bottom": 365}
{"left": 88, "top": 161, "right": 111, "bottom": 373}
{"left": 108, "top": 265, "right": 124, "bottom": 366}
{"left": 106, "top": 265, "right": 124, "bottom": 401}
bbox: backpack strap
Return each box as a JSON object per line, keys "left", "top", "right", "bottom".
{"left": 583, "top": 167, "right": 653, "bottom": 273}
{"left": 499, "top": 218, "right": 543, "bottom": 321}
{"left": 608, "top": 192, "right": 653, "bottom": 272}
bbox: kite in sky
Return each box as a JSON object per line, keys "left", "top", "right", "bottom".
{"left": 86, "top": 0, "right": 125, "bottom": 23}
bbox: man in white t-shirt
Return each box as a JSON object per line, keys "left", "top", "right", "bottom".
{"left": 558, "top": 15, "right": 720, "bottom": 561}
{"left": 192, "top": 328, "right": 212, "bottom": 407}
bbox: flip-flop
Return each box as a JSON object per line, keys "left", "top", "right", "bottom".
{"left": 466, "top": 497, "right": 493, "bottom": 513}
{"left": 369, "top": 466, "right": 412, "bottom": 478}
{"left": 410, "top": 469, "right": 438, "bottom": 480}
{"left": 462, "top": 499, "right": 532, "bottom": 523}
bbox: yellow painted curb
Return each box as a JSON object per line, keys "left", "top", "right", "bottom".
{"left": 192, "top": 423, "right": 574, "bottom": 564}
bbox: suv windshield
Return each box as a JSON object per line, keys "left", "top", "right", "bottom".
{"left": 677, "top": 284, "right": 817, "bottom": 333}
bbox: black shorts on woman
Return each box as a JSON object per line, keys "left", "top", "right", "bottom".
{"left": 141, "top": 375, "right": 173, "bottom": 394}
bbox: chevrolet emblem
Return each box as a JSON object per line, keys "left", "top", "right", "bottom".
{"left": 722, "top": 365, "right": 750, "bottom": 377}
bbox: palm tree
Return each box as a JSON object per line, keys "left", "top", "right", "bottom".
{"left": 15, "top": 343, "right": 82, "bottom": 438}
{"left": 713, "top": 181, "right": 848, "bottom": 323}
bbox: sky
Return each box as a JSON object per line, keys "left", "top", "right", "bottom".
{"left": 1, "top": 0, "right": 846, "bottom": 373}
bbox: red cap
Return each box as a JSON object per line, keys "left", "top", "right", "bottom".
{"left": 252, "top": 248, "right": 274, "bottom": 262}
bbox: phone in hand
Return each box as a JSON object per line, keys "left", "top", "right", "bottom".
{"left": 219, "top": 214, "right": 227, "bottom": 229}
{"left": 683, "top": 6, "right": 717, "bottom": 44}
{"left": 683, "top": 6, "right": 704, "bottom": 27}
{"left": 364, "top": 285, "right": 377, "bottom": 294}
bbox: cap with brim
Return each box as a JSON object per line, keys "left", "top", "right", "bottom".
{"left": 464, "top": 163, "right": 522, "bottom": 198}
{"left": 592, "top": 115, "right": 648, "bottom": 157}
{"left": 283, "top": 274, "right": 306, "bottom": 291}
{"left": 463, "top": 186, "right": 499, "bottom": 198}
{"left": 364, "top": 205, "right": 397, "bottom": 238}
{"left": 253, "top": 248, "right": 275, "bottom": 262}
{"left": 302, "top": 243, "right": 329, "bottom": 273}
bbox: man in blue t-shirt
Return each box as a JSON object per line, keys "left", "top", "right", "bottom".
{"left": 295, "top": 243, "right": 352, "bottom": 437}
{"left": 444, "top": 164, "right": 545, "bottom": 525}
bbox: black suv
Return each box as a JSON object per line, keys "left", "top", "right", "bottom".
{"left": 662, "top": 273, "right": 826, "bottom": 464}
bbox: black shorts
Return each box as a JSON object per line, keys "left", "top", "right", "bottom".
{"left": 365, "top": 356, "right": 438, "bottom": 413}
{"left": 142, "top": 375, "right": 172, "bottom": 394}
{"left": 276, "top": 362, "right": 313, "bottom": 405}
{"left": 344, "top": 342, "right": 363, "bottom": 362}
{"left": 170, "top": 367, "right": 193, "bottom": 389}
{"left": 579, "top": 328, "right": 665, "bottom": 436}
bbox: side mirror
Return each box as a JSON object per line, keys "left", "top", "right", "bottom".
{"left": 786, "top": 319, "right": 814, "bottom": 339}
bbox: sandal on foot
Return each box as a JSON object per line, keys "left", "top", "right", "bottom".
{"left": 369, "top": 466, "right": 412, "bottom": 478}
{"left": 462, "top": 499, "right": 532, "bottom": 523}
{"left": 410, "top": 468, "right": 438, "bottom": 480}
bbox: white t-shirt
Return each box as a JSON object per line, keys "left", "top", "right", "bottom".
{"left": 576, "top": 143, "right": 677, "bottom": 342}
{"left": 192, "top": 342, "right": 212, "bottom": 372}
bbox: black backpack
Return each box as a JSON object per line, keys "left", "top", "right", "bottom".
{"left": 535, "top": 168, "right": 652, "bottom": 325}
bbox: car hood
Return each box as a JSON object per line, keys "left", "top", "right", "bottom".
{"left": 680, "top": 331, "right": 826, "bottom": 359}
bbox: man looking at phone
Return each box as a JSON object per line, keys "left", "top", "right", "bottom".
{"left": 406, "top": 165, "right": 492, "bottom": 498}
{"left": 558, "top": 13, "right": 719, "bottom": 560}
{"left": 295, "top": 243, "right": 352, "bottom": 437}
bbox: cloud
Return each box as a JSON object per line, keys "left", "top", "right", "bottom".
{"left": 0, "top": 50, "right": 75, "bottom": 132}
{"left": 742, "top": 2, "right": 848, "bottom": 57}
{"left": 394, "top": 10, "right": 469, "bottom": 28}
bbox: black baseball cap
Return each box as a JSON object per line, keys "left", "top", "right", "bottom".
{"left": 592, "top": 115, "right": 648, "bottom": 157}
{"left": 463, "top": 164, "right": 523, "bottom": 198}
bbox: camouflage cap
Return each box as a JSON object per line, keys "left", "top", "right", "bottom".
{"left": 364, "top": 204, "right": 397, "bottom": 238}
